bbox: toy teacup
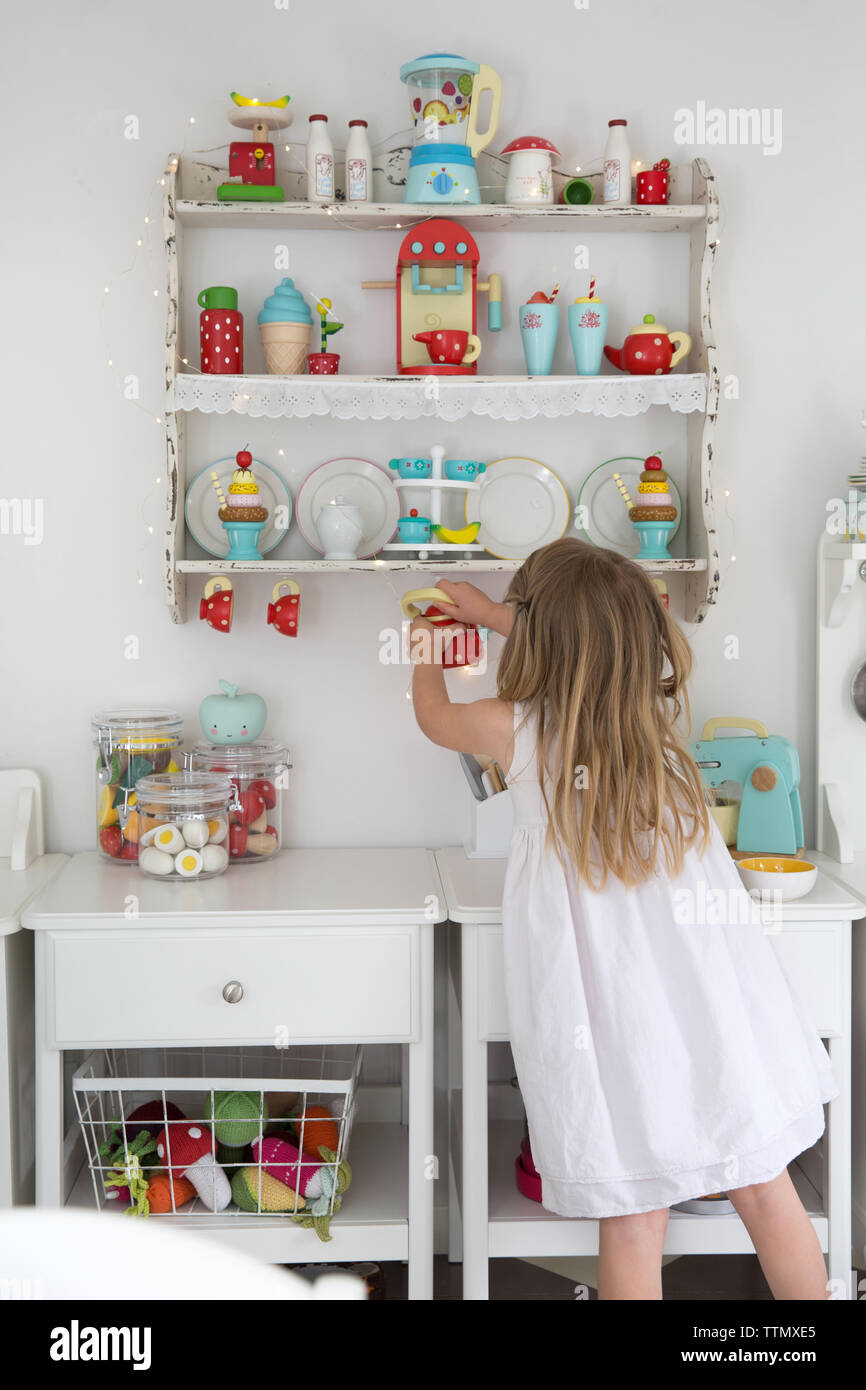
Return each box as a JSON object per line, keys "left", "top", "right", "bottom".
{"left": 444, "top": 459, "right": 486, "bottom": 481}
{"left": 397, "top": 513, "right": 432, "bottom": 543}
{"left": 389, "top": 457, "right": 432, "bottom": 479}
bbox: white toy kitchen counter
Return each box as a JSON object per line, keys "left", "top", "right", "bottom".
{"left": 436, "top": 846, "right": 864, "bottom": 1301}
{"left": 23, "top": 848, "right": 444, "bottom": 1300}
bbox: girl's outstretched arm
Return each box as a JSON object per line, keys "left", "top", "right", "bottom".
{"left": 410, "top": 618, "right": 513, "bottom": 768}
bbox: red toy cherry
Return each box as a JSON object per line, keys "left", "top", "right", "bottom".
{"left": 644, "top": 455, "right": 663, "bottom": 470}
{"left": 229, "top": 823, "right": 249, "bottom": 858}
{"left": 236, "top": 449, "right": 253, "bottom": 469}
{"left": 249, "top": 778, "right": 277, "bottom": 810}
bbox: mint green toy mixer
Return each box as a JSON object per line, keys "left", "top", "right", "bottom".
{"left": 692, "top": 718, "right": 804, "bottom": 855}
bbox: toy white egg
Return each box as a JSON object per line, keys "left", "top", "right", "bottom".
{"left": 181, "top": 818, "right": 210, "bottom": 849}
{"left": 139, "top": 846, "right": 174, "bottom": 876}
{"left": 201, "top": 843, "right": 229, "bottom": 874}
{"left": 174, "top": 848, "right": 203, "bottom": 877}
{"left": 140, "top": 824, "right": 163, "bottom": 848}
{"left": 207, "top": 815, "right": 228, "bottom": 844}
{"left": 151, "top": 824, "right": 185, "bottom": 854}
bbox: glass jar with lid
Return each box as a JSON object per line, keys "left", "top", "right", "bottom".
{"left": 188, "top": 739, "right": 290, "bottom": 862}
{"left": 135, "top": 772, "right": 236, "bottom": 880}
{"left": 91, "top": 709, "right": 184, "bottom": 863}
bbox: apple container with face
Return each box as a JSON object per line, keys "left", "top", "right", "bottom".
{"left": 135, "top": 772, "right": 236, "bottom": 881}
{"left": 199, "top": 679, "right": 268, "bottom": 746}
{"left": 91, "top": 709, "right": 185, "bottom": 864}
{"left": 189, "top": 739, "right": 291, "bottom": 863}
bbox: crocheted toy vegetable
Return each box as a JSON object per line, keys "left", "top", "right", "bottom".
{"left": 251, "top": 1136, "right": 351, "bottom": 1241}
{"left": 124, "top": 1100, "right": 186, "bottom": 1142}
{"left": 205, "top": 1090, "right": 268, "bottom": 1149}
{"left": 145, "top": 1172, "right": 197, "bottom": 1213}
{"left": 100, "top": 1125, "right": 161, "bottom": 1215}
{"left": 231, "top": 1167, "right": 306, "bottom": 1213}
{"left": 291, "top": 1104, "right": 339, "bottom": 1158}
{"left": 155, "top": 1121, "right": 231, "bottom": 1212}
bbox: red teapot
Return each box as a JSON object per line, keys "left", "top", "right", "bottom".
{"left": 604, "top": 314, "right": 691, "bottom": 375}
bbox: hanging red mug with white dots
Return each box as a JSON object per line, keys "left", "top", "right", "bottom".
{"left": 267, "top": 579, "right": 300, "bottom": 637}
{"left": 199, "top": 286, "right": 244, "bottom": 374}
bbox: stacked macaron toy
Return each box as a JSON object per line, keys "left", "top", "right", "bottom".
{"left": 631, "top": 454, "right": 677, "bottom": 523}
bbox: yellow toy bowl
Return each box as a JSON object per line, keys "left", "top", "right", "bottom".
{"left": 736, "top": 857, "right": 817, "bottom": 901}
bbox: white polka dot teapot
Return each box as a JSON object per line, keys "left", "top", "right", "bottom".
{"left": 603, "top": 313, "right": 691, "bottom": 376}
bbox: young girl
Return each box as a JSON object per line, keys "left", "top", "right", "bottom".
{"left": 410, "top": 538, "right": 837, "bottom": 1301}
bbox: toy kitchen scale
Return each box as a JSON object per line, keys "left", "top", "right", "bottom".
{"left": 363, "top": 220, "right": 502, "bottom": 374}
{"left": 400, "top": 52, "right": 502, "bottom": 204}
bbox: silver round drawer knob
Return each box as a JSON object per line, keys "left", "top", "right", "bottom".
{"left": 222, "top": 980, "right": 244, "bottom": 1004}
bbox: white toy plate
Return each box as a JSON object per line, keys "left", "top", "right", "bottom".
{"left": 185, "top": 457, "right": 292, "bottom": 558}
{"left": 576, "top": 456, "right": 682, "bottom": 557}
{"left": 465, "top": 457, "right": 570, "bottom": 560}
{"left": 296, "top": 457, "right": 400, "bottom": 557}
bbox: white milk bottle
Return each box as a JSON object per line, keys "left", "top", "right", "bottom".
{"left": 603, "top": 118, "right": 631, "bottom": 205}
{"left": 346, "top": 119, "right": 372, "bottom": 202}
{"left": 307, "top": 115, "right": 335, "bottom": 203}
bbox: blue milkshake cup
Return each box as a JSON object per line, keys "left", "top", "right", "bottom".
{"left": 519, "top": 299, "right": 559, "bottom": 375}
{"left": 568, "top": 296, "right": 608, "bottom": 375}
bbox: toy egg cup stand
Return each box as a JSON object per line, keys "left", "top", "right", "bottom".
{"left": 383, "top": 444, "right": 483, "bottom": 558}
{"left": 362, "top": 219, "right": 501, "bottom": 375}
{"left": 400, "top": 53, "right": 502, "bottom": 205}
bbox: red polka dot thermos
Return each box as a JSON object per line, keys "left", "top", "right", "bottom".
{"left": 199, "top": 286, "right": 244, "bottom": 374}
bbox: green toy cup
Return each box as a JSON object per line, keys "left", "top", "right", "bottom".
{"left": 198, "top": 286, "right": 239, "bottom": 311}
{"left": 561, "top": 178, "right": 594, "bottom": 206}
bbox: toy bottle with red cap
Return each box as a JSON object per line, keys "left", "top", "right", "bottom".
{"left": 306, "top": 115, "right": 335, "bottom": 203}
{"left": 603, "top": 118, "right": 631, "bottom": 205}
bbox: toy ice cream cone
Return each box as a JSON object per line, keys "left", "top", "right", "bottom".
{"left": 258, "top": 277, "right": 314, "bottom": 375}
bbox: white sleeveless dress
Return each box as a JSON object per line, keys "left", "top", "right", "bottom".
{"left": 502, "top": 702, "right": 838, "bottom": 1218}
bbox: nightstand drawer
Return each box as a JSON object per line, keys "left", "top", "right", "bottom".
{"left": 47, "top": 928, "right": 417, "bottom": 1045}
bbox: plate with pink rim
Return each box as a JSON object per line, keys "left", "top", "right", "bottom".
{"left": 296, "top": 458, "right": 400, "bottom": 557}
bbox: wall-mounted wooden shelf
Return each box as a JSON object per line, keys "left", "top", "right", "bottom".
{"left": 163, "top": 153, "right": 720, "bottom": 625}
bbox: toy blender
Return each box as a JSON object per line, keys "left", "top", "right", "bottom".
{"left": 400, "top": 53, "right": 502, "bottom": 204}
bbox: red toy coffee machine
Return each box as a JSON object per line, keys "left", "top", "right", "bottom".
{"left": 362, "top": 219, "right": 502, "bottom": 374}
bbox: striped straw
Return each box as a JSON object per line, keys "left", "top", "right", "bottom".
{"left": 588, "top": 277, "right": 596, "bottom": 299}
{"left": 612, "top": 471, "right": 633, "bottom": 510}
{"left": 549, "top": 283, "right": 560, "bottom": 302}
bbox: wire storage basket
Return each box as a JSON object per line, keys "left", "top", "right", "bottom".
{"left": 72, "top": 1046, "right": 361, "bottom": 1238}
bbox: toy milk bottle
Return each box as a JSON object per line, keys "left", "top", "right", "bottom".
{"left": 346, "top": 119, "right": 372, "bottom": 202}
{"left": 198, "top": 287, "right": 244, "bottom": 374}
{"left": 307, "top": 115, "right": 335, "bottom": 203}
{"left": 603, "top": 118, "right": 631, "bottom": 205}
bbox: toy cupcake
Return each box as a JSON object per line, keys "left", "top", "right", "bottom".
{"left": 258, "top": 277, "right": 314, "bottom": 375}
{"left": 213, "top": 451, "right": 268, "bottom": 560}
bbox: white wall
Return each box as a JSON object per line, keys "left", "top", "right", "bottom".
{"left": 3, "top": 0, "right": 865, "bottom": 854}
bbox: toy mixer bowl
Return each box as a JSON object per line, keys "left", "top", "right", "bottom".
{"left": 736, "top": 857, "right": 817, "bottom": 901}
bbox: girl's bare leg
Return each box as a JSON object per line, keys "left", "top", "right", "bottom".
{"left": 598, "top": 1207, "right": 669, "bottom": 1300}
{"left": 727, "top": 1168, "right": 829, "bottom": 1300}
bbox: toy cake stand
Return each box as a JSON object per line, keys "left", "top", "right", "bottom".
{"left": 382, "top": 443, "right": 485, "bottom": 559}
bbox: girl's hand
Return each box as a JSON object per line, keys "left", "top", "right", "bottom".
{"left": 435, "top": 581, "right": 514, "bottom": 637}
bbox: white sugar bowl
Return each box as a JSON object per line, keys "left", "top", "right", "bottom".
{"left": 315, "top": 495, "right": 364, "bottom": 559}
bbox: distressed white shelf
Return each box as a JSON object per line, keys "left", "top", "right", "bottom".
{"left": 172, "top": 372, "right": 708, "bottom": 422}
{"left": 174, "top": 198, "right": 707, "bottom": 234}
{"left": 176, "top": 556, "right": 708, "bottom": 575}
{"left": 163, "top": 151, "right": 720, "bottom": 624}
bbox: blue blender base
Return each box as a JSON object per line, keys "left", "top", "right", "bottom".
{"left": 404, "top": 144, "right": 481, "bottom": 204}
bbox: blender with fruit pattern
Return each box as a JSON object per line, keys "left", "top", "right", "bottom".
{"left": 401, "top": 53, "right": 502, "bottom": 204}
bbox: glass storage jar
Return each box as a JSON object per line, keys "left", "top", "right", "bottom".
{"left": 91, "top": 709, "right": 184, "bottom": 863}
{"left": 188, "top": 739, "right": 290, "bottom": 862}
{"left": 135, "top": 772, "right": 236, "bottom": 881}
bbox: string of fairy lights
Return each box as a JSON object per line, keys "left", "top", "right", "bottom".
{"left": 100, "top": 120, "right": 733, "bottom": 617}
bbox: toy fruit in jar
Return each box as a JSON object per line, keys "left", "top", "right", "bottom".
{"left": 135, "top": 772, "right": 236, "bottom": 881}
{"left": 91, "top": 710, "right": 184, "bottom": 863}
{"left": 188, "top": 739, "right": 290, "bottom": 862}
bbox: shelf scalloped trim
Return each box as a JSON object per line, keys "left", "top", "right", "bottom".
{"left": 172, "top": 374, "right": 708, "bottom": 423}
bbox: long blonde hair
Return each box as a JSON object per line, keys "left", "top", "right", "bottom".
{"left": 497, "top": 539, "right": 710, "bottom": 888}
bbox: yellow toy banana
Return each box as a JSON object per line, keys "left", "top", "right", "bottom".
{"left": 230, "top": 92, "right": 291, "bottom": 109}
{"left": 432, "top": 522, "right": 481, "bottom": 545}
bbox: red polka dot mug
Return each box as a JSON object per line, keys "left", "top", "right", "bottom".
{"left": 199, "top": 576, "right": 234, "bottom": 633}
{"left": 267, "top": 579, "right": 300, "bottom": 637}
